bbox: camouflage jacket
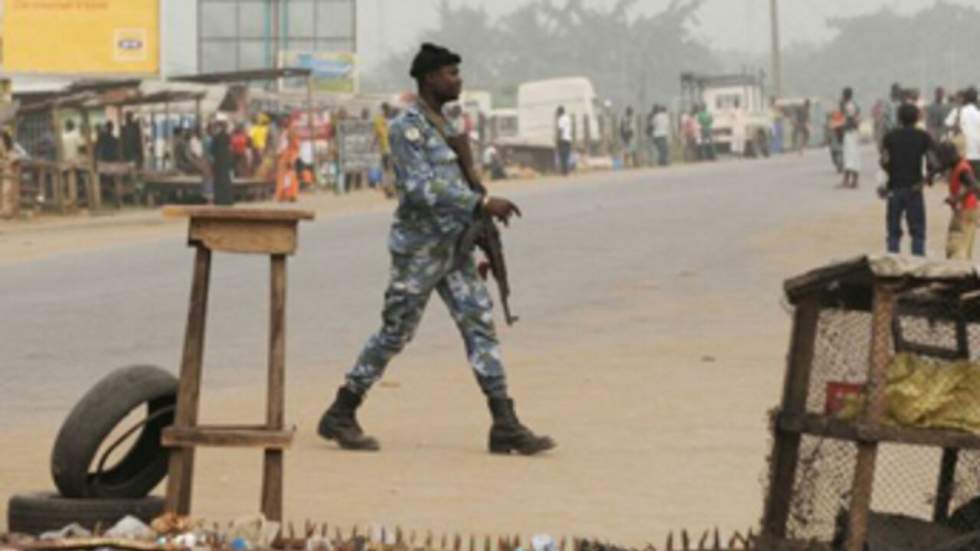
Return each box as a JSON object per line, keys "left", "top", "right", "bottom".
{"left": 387, "top": 103, "right": 481, "bottom": 255}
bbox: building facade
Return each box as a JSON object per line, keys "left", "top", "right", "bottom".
{"left": 198, "top": 0, "right": 356, "bottom": 74}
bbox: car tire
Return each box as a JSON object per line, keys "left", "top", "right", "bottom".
{"left": 51, "top": 365, "right": 177, "bottom": 499}
{"left": 7, "top": 492, "right": 165, "bottom": 536}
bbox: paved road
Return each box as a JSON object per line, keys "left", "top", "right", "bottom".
{"left": 0, "top": 149, "right": 873, "bottom": 427}
{"left": 4, "top": 148, "right": 898, "bottom": 542}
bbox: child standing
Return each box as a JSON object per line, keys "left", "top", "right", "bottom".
{"left": 938, "top": 142, "right": 978, "bottom": 259}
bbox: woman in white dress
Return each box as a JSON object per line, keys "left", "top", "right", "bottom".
{"left": 840, "top": 87, "right": 861, "bottom": 188}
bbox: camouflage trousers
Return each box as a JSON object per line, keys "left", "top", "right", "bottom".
{"left": 345, "top": 247, "right": 507, "bottom": 398}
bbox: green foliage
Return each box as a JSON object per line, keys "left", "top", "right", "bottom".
{"left": 780, "top": 1, "right": 980, "bottom": 106}
{"left": 363, "top": 1, "right": 980, "bottom": 112}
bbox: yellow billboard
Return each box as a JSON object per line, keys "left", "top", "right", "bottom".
{"left": 4, "top": 0, "right": 159, "bottom": 75}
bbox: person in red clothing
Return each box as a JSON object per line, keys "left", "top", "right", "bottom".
{"left": 229, "top": 124, "right": 250, "bottom": 177}
{"left": 938, "top": 142, "right": 979, "bottom": 259}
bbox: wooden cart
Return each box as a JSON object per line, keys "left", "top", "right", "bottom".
{"left": 760, "top": 255, "right": 980, "bottom": 550}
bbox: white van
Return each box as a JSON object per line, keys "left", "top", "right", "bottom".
{"left": 508, "top": 76, "right": 601, "bottom": 148}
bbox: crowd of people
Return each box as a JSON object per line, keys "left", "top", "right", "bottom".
{"left": 585, "top": 98, "right": 813, "bottom": 174}
{"left": 73, "top": 105, "right": 412, "bottom": 206}
{"left": 834, "top": 81, "right": 980, "bottom": 261}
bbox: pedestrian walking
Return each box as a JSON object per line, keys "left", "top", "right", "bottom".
{"left": 827, "top": 111, "right": 844, "bottom": 173}
{"left": 770, "top": 97, "right": 785, "bottom": 154}
{"left": 680, "top": 107, "right": 701, "bottom": 162}
{"left": 957, "top": 87, "right": 980, "bottom": 176}
{"left": 275, "top": 128, "right": 300, "bottom": 202}
{"left": 61, "top": 119, "right": 84, "bottom": 163}
{"left": 95, "top": 121, "right": 119, "bottom": 163}
{"left": 879, "top": 103, "right": 938, "bottom": 256}
{"left": 230, "top": 124, "right": 250, "bottom": 177}
{"left": 697, "top": 104, "right": 715, "bottom": 160}
{"left": 555, "top": 106, "right": 572, "bottom": 175}
{"left": 316, "top": 42, "right": 555, "bottom": 455}
{"left": 0, "top": 130, "right": 20, "bottom": 219}
{"left": 210, "top": 114, "right": 234, "bottom": 206}
{"left": 730, "top": 99, "right": 747, "bottom": 158}
{"left": 793, "top": 100, "right": 811, "bottom": 154}
{"left": 644, "top": 105, "right": 657, "bottom": 166}
{"left": 620, "top": 106, "right": 636, "bottom": 168}
{"left": 652, "top": 105, "right": 671, "bottom": 166}
{"left": 840, "top": 87, "right": 862, "bottom": 188}
{"left": 927, "top": 87, "right": 950, "bottom": 142}
{"left": 120, "top": 112, "right": 144, "bottom": 170}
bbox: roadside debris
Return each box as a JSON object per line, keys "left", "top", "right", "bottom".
{"left": 2, "top": 521, "right": 761, "bottom": 551}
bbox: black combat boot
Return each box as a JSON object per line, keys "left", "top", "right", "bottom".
{"left": 317, "top": 386, "right": 380, "bottom": 451}
{"left": 487, "top": 397, "right": 556, "bottom": 455}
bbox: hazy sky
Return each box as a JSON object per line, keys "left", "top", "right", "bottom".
{"left": 357, "top": 0, "right": 974, "bottom": 70}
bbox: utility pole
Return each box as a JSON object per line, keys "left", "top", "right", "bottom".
{"left": 769, "top": 0, "right": 782, "bottom": 98}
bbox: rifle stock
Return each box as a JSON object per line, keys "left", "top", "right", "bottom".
{"left": 444, "top": 129, "right": 519, "bottom": 325}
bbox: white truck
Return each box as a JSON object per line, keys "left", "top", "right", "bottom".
{"left": 680, "top": 71, "right": 772, "bottom": 156}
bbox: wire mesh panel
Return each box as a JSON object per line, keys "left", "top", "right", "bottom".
{"left": 777, "top": 292, "right": 980, "bottom": 545}
{"left": 806, "top": 308, "right": 872, "bottom": 416}
{"left": 785, "top": 439, "right": 980, "bottom": 543}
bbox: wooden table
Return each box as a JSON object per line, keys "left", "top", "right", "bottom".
{"left": 160, "top": 206, "right": 314, "bottom": 522}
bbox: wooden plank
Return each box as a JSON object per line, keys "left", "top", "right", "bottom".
{"left": 261, "top": 450, "right": 284, "bottom": 521}
{"left": 163, "top": 205, "right": 315, "bottom": 222}
{"left": 164, "top": 245, "right": 211, "bottom": 516}
{"left": 97, "top": 161, "right": 134, "bottom": 176}
{"left": 933, "top": 448, "right": 959, "bottom": 522}
{"left": 783, "top": 256, "right": 872, "bottom": 304}
{"left": 845, "top": 284, "right": 897, "bottom": 551}
{"left": 777, "top": 412, "right": 980, "bottom": 450}
{"left": 762, "top": 297, "right": 820, "bottom": 540}
{"left": 189, "top": 218, "right": 299, "bottom": 255}
{"left": 267, "top": 254, "right": 287, "bottom": 430}
{"left": 162, "top": 426, "right": 294, "bottom": 448}
{"left": 262, "top": 254, "right": 288, "bottom": 521}
{"left": 15, "top": 537, "right": 182, "bottom": 550}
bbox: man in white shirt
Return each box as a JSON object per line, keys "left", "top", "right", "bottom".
{"left": 652, "top": 105, "right": 671, "bottom": 166}
{"left": 555, "top": 105, "right": 572, "bottom": 175}
{"left": 959, "top": 87, "right": 980, "bottom": 174}
{"left": 61, "top": 119, "right": 84, "bottom": 164}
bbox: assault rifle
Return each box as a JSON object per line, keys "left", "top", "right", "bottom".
{"left": 419, "top": 101, "right": 519, "bottom": 325}
{"left": 446, "top": 134, "right": 519, "bottom": 326}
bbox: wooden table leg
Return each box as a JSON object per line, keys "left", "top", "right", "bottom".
{"left": 934, "top": 448, "right": 960, "bottom": 522}
{"left": 846, "top": 285, "right": 897, "bottom": 551}
{"left": 762, "top": 298, "right": 820, "bottom": 540}
{"left": 165, "top": 246, "right": 212, "bottom": 515}
{"left": 261, "top": 254, "right": 287, "bottom": 521}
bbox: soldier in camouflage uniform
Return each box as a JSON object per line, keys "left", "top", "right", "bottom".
{"left": 318, "top": 43, "right": 555, "bottom": 455}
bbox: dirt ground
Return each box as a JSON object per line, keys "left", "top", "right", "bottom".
{"left": 0, "top": 169, "right": 955, "bottom": 545}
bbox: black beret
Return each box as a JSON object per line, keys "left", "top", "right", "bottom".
{"left": 409, "top": 43, "right": 461, "bottom": 79}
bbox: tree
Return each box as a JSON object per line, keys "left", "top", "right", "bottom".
{"left": 363, "top": 0, "right": 718, "bottom": 111}
{"left": 779, "top": 1, "right": 980, "bottom": 108}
